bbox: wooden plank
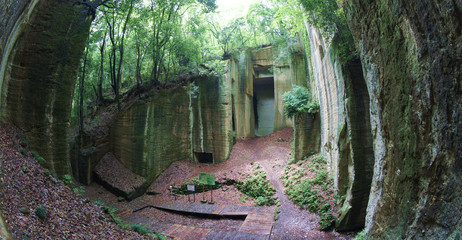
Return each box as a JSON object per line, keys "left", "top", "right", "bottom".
{"left": 169, "top": 225, "right": 195, "bottom": 240}
{"left": 188, "top": 227, "right": 211, "bottom": 240}
{"left": 239, "top": 213, "right": 274, "bottom": 235}
{"left": 204, "top": 230, "right": 239, "bottom": 240}
{"left": 162, "top": 224, "right": 182, "bottom": 237}
{"left": 212, "top": 205, "right": 226, "bottom": 215}
{"left": 153, "top": 202, "right": 222, "bottom": 215}
{"left": 205, "top": 230, "right": 268, "bottom": 240}
{"left": 220, "top": 212, "right": 248, "bottom": 216}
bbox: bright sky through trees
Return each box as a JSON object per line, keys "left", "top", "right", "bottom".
{"left": 215, "top": 0, "right": 259, "bottom": 24}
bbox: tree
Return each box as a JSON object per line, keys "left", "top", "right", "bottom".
{"left": 97, "top": 31, "right": 106, "bottom": 104}
{"left": 105, "top": 0, "right": 136, "bottom": 110}
{"left": 298, "top": 0, "right": 356, "bottom": 61}
{"left": 208, "top": 17, "right": 246, "bottom": 59}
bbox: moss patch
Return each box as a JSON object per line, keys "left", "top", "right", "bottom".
{"left": 282, "top": 154, "right": 340, "bottom": 230}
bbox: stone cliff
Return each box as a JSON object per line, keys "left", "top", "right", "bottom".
{"left": 344, "top": 0, "right": 461, "bottom": 238}
{"left": 110, "top": 75, "right": 234, "bottom": 185}
{"left": 305, "top": 22, "right": 375, "bottom": 231}
{"left": 0, "top": 0, "right": 92, "bottom": 176}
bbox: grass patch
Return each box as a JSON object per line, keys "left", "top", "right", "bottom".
{"left": 235, "top": 165, "right": 276, "bottom": 206}
{"left": 281, "top": 154, "right": 340, "bottom": 230}
{"left": 274, "top": 199, "right": 281, "bottom": 221}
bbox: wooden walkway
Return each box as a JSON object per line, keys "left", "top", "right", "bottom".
{"left": 144, "top": 201, "right": 273, "bottom": 216}
{"left": 122, "top": 201, "right": 275, "bottom": 240}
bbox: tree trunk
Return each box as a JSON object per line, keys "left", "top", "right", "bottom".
{"left": 79, "top": 43, "right": 89, "bottom": 134}
{"left": 98, "top": 31, "right": 106, "bottom": 105}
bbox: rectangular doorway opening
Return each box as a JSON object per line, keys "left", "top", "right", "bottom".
{"left": 194, "top": 152, "right": 214, "bottom": 164}
{"left": 253, "top": 76, "right": 275, "bottom": 137}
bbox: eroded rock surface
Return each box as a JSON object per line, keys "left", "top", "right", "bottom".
{"left": 0, "top": 0, "right": 93, "bottom": 176}
{"left": 345, "top": 0, "right": 462, "bottom": 238}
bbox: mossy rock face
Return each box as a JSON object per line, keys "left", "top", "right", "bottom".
{"left": 111, "top": 87, "right": 191, "bottom": 178}
{"left": 294, "top": 113, "right": 321, "bottom": 162}
{"left": 1, "top": 0, "right": 92, "bottom": 176}
{"left": 111, "top": 76, "right": 234, "bottom": 194}
{"left": 345, "top": 0, "right": 462, "bottom": 238}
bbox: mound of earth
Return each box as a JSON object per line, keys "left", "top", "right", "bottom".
{"left": 0, "top": 123, "right": 153, "bottom": 239}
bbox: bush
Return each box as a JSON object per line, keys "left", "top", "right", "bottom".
{"left": 236, "top": 168, "right": 276, "bottom": 206}
{"left": 282, "top": 86, "right": 320, "bottom": 118}
{"left": 62, "top": 174, "right": 74, "bottom": 186}
{"left": 35, "top": 205, "right": 47, "bottom": 220}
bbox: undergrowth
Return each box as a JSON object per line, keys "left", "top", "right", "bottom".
{"left": 352, "top": 229, "right": 366, "bottom": 240}
{"left": 235, "top": 165, "right": 276, "bottom": 206}
{"left": 281, "top": 154, "right": 339, "bottom": 230}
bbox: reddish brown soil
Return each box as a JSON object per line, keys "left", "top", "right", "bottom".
{"left": 0, "top": 123, "right": 152, "bottom": 239}
{"left": 86, "top": 128, "right": 355, "bottom": 239}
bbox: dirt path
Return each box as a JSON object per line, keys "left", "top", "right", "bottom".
{"left": 247, "top": 130, "right": 350, "bottom": 240}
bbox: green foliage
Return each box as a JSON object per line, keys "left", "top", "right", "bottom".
{"left": 282, "top": 154, "right": 337, "bottom": 230}
{"left": 298, "top": 0, "right": 357, "bottom": 63}
{"left": 31, "top": 151, "right": 47, "bottom": 165}
{"left": 236, "top": 167, "right": 276, "bottom": 206}
{"left": 274, "top": 199, "right": 281, "bottom": 221}
{"left": 130, "top": 223, "right": 152, "bottom": 235}
{"left": 62, "top": 174, "right": 74, "bottom": 186}
{"left": 454, "top": 231, "right": 460, "bottom": 240}
{"left": 73, "top": 187, "right": 86, "bottom": 195}
{"left": 283, "top": 86, "right": 320, "bottom": 118}
{"left": 35, "top": 205, "right": 48, "bottom": 220}
{"left": 174, "top": 177, "right": 221, "bottom": 195}
{"left": 353, "top": 229, "right": 366, "bottom": 240}
{"left": 19, "top": 208, "right": 30, "bottom": 215}
{"left": 93, "top": 200, "right": 105, "bottom": 206}
{"left": 154, "top": 233, "right": 169, "bottom": 240}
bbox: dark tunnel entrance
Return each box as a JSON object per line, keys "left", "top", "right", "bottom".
{"left": 194, "top": 152, "right": 214, "bottom": 164}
